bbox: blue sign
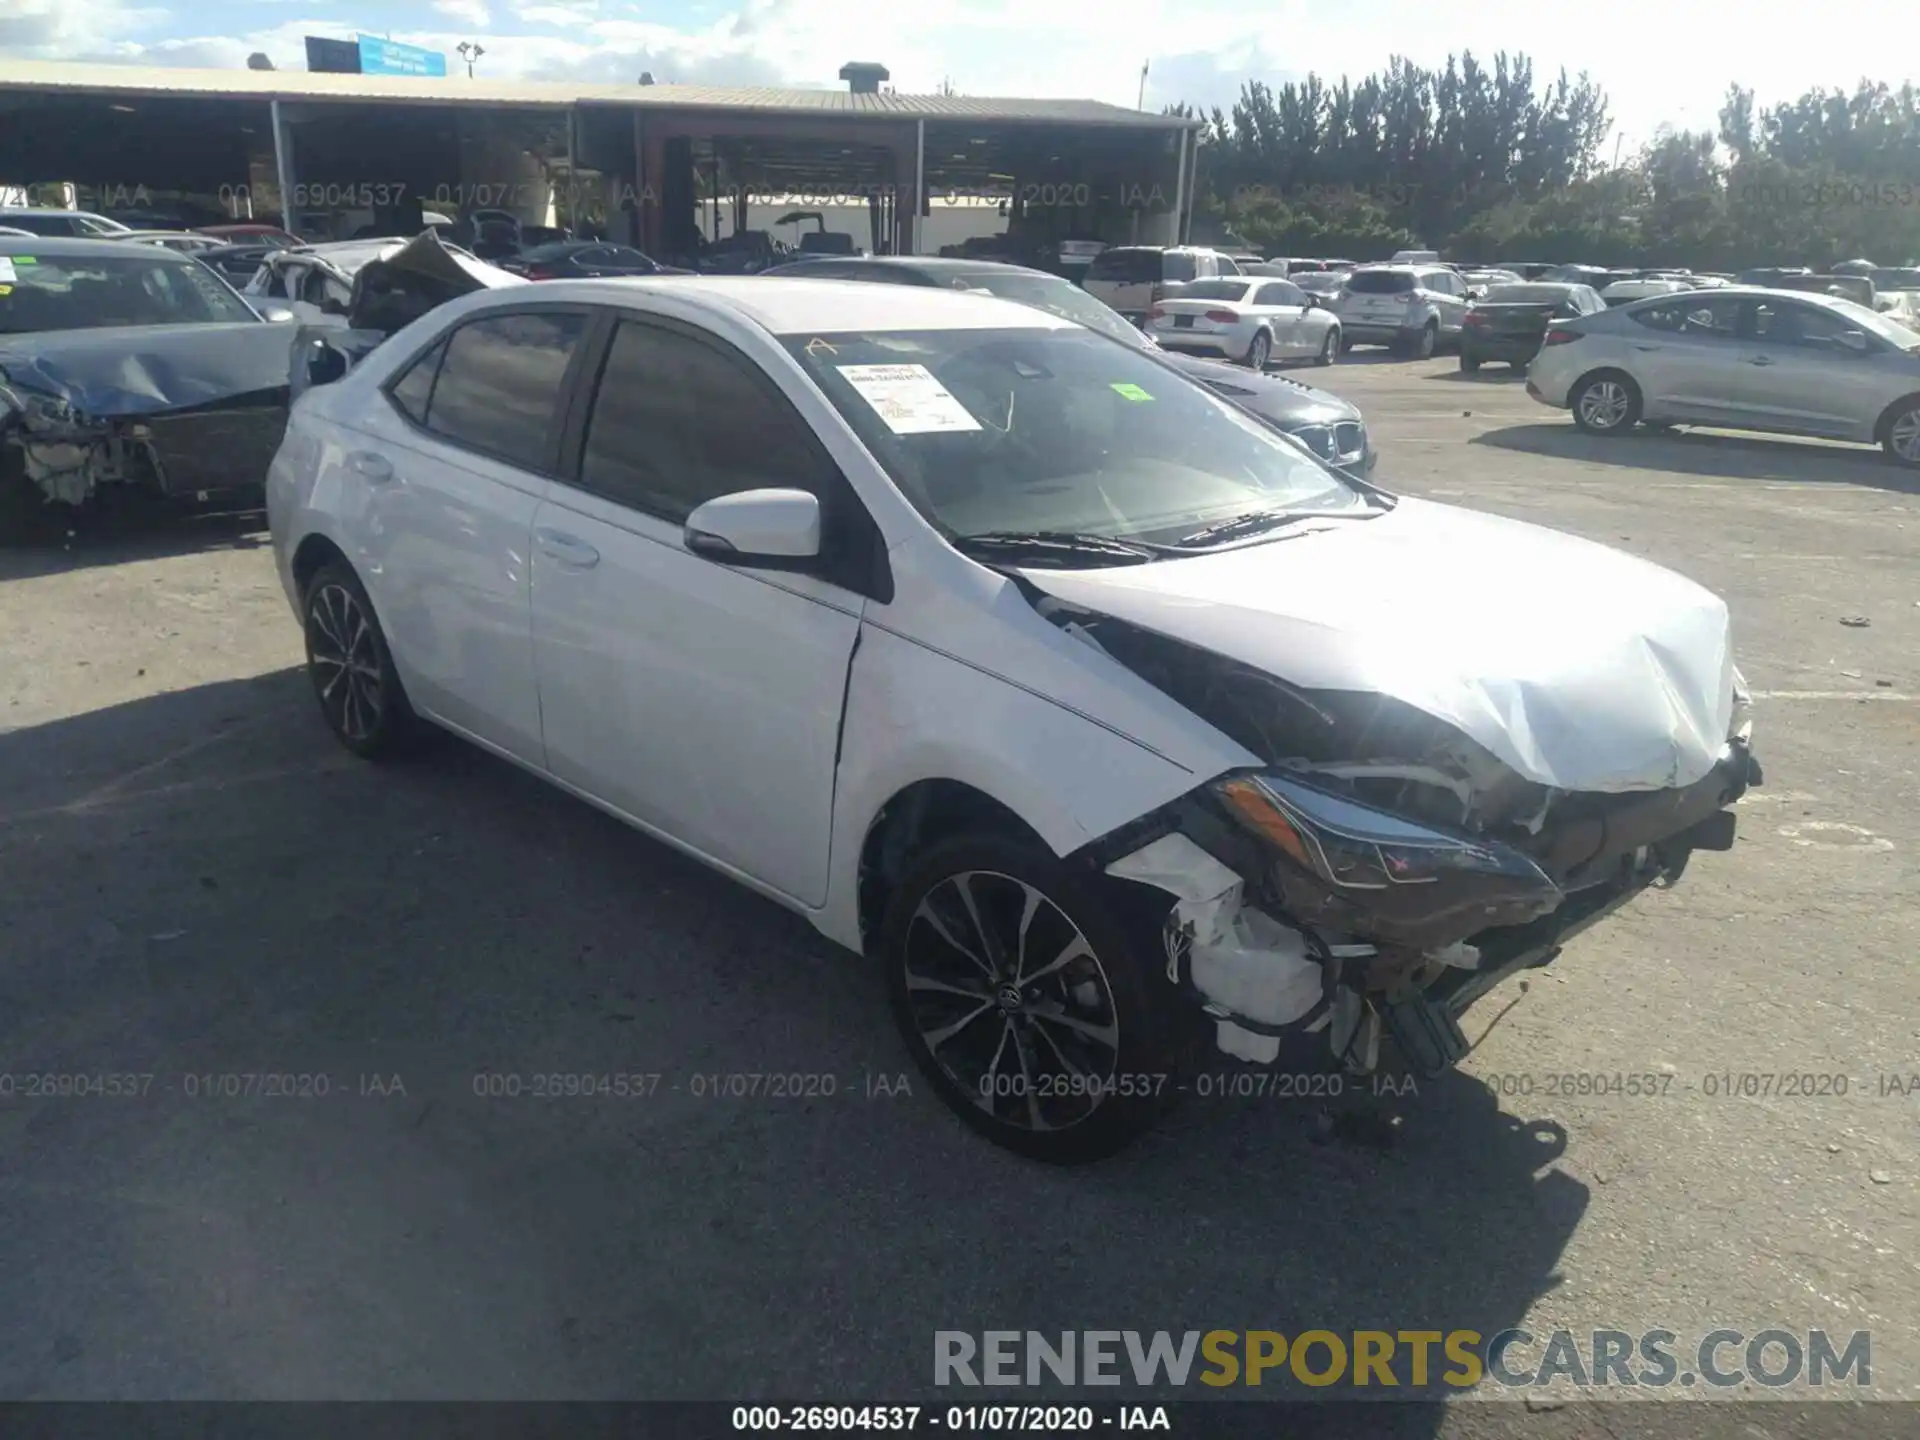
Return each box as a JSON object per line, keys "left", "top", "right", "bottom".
{"left": 356, "top": 35, "right": 448, "bottom": 77}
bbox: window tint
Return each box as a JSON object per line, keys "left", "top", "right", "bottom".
{"left": 1086, "top": 248, "right": 1160, "bottom": 282}
{"left": 1162, "top": 252, "right": 1199, "bottom": 282}
{"left": 579, "top": 320, "right": 830, "bottom": 521}
{"left": 1346, "top": 269, "right": 1416, "bottom": 294}
{"left": 1631, "top": 296, "right": 1740, "bottom": 339}
{"left": 388, "top": 338, "right": 444, "bottom": 425}
{"left": 426, "top": 311, "right": 585, "bottom": 469}
{"left": 1750, "top": 301, "right": 1861, "bottom": 350}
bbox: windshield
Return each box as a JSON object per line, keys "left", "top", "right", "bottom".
{"left": 942, "top": 270, "right": 1148, "bottom": 349}
{"left": 1175, "top": 279, "right": 1253, "bottom": 302}
{"left": 1345, "top": 269, "right": 1416, "bottom": 294}
{"left": 0, "top": 251, "right": 258, "bottom": 333}
{"left": 783, "top": 326, "right": 1362, "bottom": 550}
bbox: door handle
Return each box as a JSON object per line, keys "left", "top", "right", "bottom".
{"left": 534, "top": 527, "right": 600, "bottom": 568}
{"left": 1632, "top": 343, "right": 1663, "bottom": 352}
{"left": 347, "top": 451, "right": 393, "bottom": 482}
{"left": 1746, "top": 355, "right": 1774, "bottom": 366}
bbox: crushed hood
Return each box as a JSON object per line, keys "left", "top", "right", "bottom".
{"left": 0, "top": 322, "right": 292, "bottom": 416}
{"left": 1024, "top": 497, "right": 1736, "bottom": 794}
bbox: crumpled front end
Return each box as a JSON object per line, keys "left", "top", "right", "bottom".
{"left": 0, "top": 324, "right": 293, "bottom": 510}
{"left": 1056, "top": 599, "right": 1761, "bottom": 1080}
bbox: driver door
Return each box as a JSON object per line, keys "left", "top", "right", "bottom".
{"left": 527, "top": 313, "right": 870, "bottom": 906}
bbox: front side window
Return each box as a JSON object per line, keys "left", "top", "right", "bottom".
{"left": 1631, "top": 296, "right": 1741, "bottom": 339}
{"left": 578, "top": 320, "right": 832, "bottom": 521}
{"left": 1257, "top": 281, "right": 1307, "bottom": 307}
{"left": 424, "top": 311, "right": 585, "bottom": 470}
{"left": 784, "top": 325, "right": 1362, "bottom": 550}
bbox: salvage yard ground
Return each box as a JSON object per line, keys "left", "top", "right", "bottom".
{"left": 2, "top": 355, "right": 1917, "bottom": 1431}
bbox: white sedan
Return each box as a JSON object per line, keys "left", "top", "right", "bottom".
{"left": 1145, "top": 276, "right": 1342, "bottom": 369}
{"left": 268, "top": 276, "right": 1759, "bottom": 1161}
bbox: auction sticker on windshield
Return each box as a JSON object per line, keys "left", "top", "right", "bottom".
{"left": 1111, "top": 382, "right": 1154, "bottom": 402}
{"left": 837, "top": 363, "right": 982, "bottom": 434}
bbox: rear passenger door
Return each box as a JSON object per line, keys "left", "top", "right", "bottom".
{"left": 345, "top": 306, "right": 592, "bottom": 763}
{"left": 1622, "top": 295, "right": 1748, "bottom": 422}
{"left": 527, "top": 313, "right": 874, "bottom": 905}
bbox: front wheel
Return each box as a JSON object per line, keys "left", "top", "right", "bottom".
{"left": 1884, "top": 400, "right": 1920, "bottom": 467}
{"left": 302, "top": 561, "right": 425, "bottom": 760}
{"left": 1316, "top": 329, "right": 1338, "bottom": 366}
{"left": 1245, "top": 330, "right": 1272, "bottom": 371}
{"left": 881, "top": 834, "right": 1189, "bottom": 1162}
{"left": 1570, "top": 372, "right": 1642, "bottom": 434}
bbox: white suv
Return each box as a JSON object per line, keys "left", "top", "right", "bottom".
{"left": 1333, "top": 264, "right": 1471, "bottom": 357}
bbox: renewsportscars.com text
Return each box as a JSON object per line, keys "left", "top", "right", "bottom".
{"left": 934, "top": 1329, "right": 1870, "bottom": 1390}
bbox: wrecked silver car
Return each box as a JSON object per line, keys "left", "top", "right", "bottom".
{"left": 1, "top": 232, "right": 517, "bottom": 523}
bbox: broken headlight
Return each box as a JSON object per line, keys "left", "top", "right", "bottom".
{"left": 1215, "top": 772, "right": 1558, "bottom": 894}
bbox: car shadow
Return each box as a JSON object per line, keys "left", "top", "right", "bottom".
{"left": 0, "top": 496, "right": 269, "bottom": 580}
{"left": 0, "top": 671, "right": 1584, "bottom": 1414}
{"left": 1432, "top": 365, "right": 1531, "bottom": 383}
{"left": 1472, "top": 422, "right": 1920, "bottom": 492}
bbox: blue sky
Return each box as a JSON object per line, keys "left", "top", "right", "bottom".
{"left": 1, "top": 0, "right": 1911, "bottom": 157}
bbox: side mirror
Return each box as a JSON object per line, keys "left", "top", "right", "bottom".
{"left": 1837, "top": 329, "right": 1870, "bottom": 354}
{"left": 258, "top": 304, "right": 297, "bottom": 323}
{"left": 684, "top": 488, "right": 821, "bottom": 565}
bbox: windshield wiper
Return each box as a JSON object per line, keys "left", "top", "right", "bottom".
{"left": 1172, "top": 507, "right": 1368, "bottom": 548}
{"left": 951, "top": 530, "right": 1173, "bottom": 565}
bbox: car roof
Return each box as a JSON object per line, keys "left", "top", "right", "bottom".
{"left": 497, "top": 275, "right": 1077, "bottom": 335}
{"left": 0, "top": 235, "right": 192, "bottom": 258}
{"left": 781, "top": 256, "right": 1049, "bottom": 279}
{"left": 0, "top": 207, "right": 117, "bottom": 219}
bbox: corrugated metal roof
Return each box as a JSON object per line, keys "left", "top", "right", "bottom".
{"left": 0, "top": 58, "right": 1197, "bottom": 129}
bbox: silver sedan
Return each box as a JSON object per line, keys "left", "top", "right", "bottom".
{"left": 1526, "top": 287, "right": 1920, "bottom": 466}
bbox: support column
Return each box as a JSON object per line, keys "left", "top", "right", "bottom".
{"left": 271, "top": 98, "right": 298, "bottom": 232}
{"left": 1170, "top": 126, "right": 1190, "bottom": 247}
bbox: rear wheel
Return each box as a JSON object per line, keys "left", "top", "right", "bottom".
{"left": 1316, "top": 329, "right": 1338, "bottom": 366}
{"left": 302, "top": 561, "right": 425, "bottom": 760}
{"left": 1402, "top": 321, "right": 1438, "bottom": 360}
{"left": 1246, "top": 330, "right": 1272, "bottom": 371}
{"left": 881, "top": 834, "right": 1189, "bottom": 1162}
{"left": 1570, "top": 372, "right": 1642, "bottom": 434}
{"left": 1883, "top": 400, "right": 1920, "bottom": 468}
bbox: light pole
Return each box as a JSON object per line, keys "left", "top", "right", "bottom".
{"left": 1138, "top": 60, "right": 1149, "bottom": 111}
{"left": 458, "top": 41, "right": 485, "bottom": 78}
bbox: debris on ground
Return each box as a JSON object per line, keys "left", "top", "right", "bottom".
{"left": 1840, "top": 615, "right": 1870, "bottom": 627}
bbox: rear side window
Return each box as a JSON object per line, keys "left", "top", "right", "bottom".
{"left": 1162, "top": 252, "right": 1199, "bottom": 282}
{"left": 578, "top": 320, "right": 832, "bottom": 522}
{"left": 388, "top": 338, "right": 444, "bottom": 425}
{"left": 1257, "top": 280, "right": 1308, "bottom": 307}
{"left": 1087, "top": 248, "right": 1159, "bottom": 282}
{"left": 423, "top": 311, "right": 586, "bottom": 470}
{"left": 1346, "top": 270, "right": 1416, "bottom": 294}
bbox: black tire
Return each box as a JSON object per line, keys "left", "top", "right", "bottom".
{"left": 1414, "top": 321, "right": 1438, "bottom": 360}
{"left": 1459, "top": 352, "right": 1481, "bottom": 373}
{"left": 1338, "top": 336, "right": 1355, "bottom": 354}
{"left": 881, "top": 833, "right": 1191, "bottom": 1162}
{"left": 1882, "top": 399, "right": 1920, "bottom": 468}
{"left": 1316, "top": 329, "right": 1338, "bottom": 366}
{"left": 1245, "top": 330, "right": 1272, "bottom": 371}
{"left": 301, "top": 560, "right": 425, "bottom": 760}
{"left": 1569, "top": 371, "right": 1643, "bottom": 434}
{"left": 0, "top": 467, "right": 49, "bottom": 538}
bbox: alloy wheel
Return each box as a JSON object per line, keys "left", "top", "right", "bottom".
{"left": 1578, "top": 380, "right": 1632, "bottom": 429}
{"left": 307, "top": 582, "right": 385, "bottom": 742}
{"left": 901, "top": 869, "right": 1121, "bottom": 1133}
{"left": 1248, "top": 332, "right": 1271, "bottom": 370}
{"left": 1319, "top": 330, "right": 1337, "bottom": 364}
{"left": 1890, "top": 408, "right": 1920, "bottom": 463}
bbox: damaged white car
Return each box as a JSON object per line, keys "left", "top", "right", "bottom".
{"left": 267, "top": 277, "right": 1761, "bottom": 1162}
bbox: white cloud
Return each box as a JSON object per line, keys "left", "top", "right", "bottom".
{"left": 433, "top": 0, "right": 493, "bottom": 27}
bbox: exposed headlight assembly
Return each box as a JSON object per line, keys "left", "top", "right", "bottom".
{"left": 1216, "top": 772, "right": 1551, "bottom": 890}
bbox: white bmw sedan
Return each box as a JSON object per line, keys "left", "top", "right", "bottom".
{"left": 269, "top": 277, "right": 1759, "bottom": 1161}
